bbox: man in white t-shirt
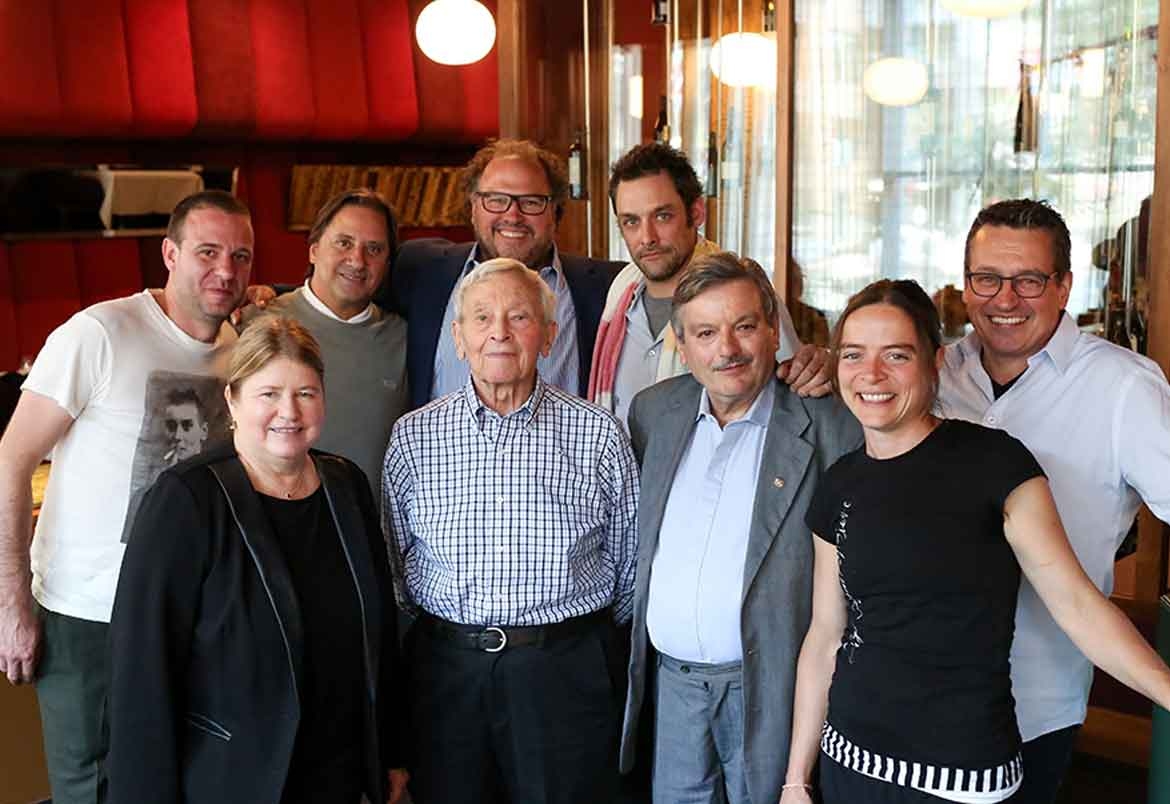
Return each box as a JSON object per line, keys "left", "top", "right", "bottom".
{"left": 0, "top": 190, "right": 254, "bottom": 804}
{"left": 937, "top": 198, "right": 1170, "bottom": 804}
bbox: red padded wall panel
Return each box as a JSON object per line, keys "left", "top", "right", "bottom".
{"left": 0, "top": 247, "right": 20, "bottom": 370}
{"left": 359, "top": 0, "right": 419, "bottom": 141}
{"left": 123, "top": 0, "right": 199, "bottom": 136}
{"left": 187, "top": 0, "right": 257, "bottom": 136}
{"left": 305, "top": 0, "right": 372, "bottom": 140}
{"left": 75, "top": 240, "right": 143, "bottom": 308}
{"left": 249, "top": 0, "right": 316, "bottom": 139}
{"left": 0, "top": 3, "right": 63, "bottom": 136}
{"left": 51, "top": 0, "right": 134, "bottom": 136}
{"left": 9, "top": 242, "right": 82, "bottom": 360}
{"left": 236, "top": 162, "right": 310, "bottom": 286}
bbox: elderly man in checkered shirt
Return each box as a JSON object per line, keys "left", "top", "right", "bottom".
{"left": 383, "top": 256, "right": 640, "bottom": 804}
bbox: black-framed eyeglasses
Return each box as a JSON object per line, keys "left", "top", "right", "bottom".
{"left": 474, "top": 191, "right": 553, "bottom": 216}
{"left": 965, "top": 271, "right": 1058, "bottom": 299}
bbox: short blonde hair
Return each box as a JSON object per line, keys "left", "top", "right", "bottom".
{"left": 453, "top": 257, "right": 557, "bottom": 324}
{"left": 228, "top": 316, "right": 324, "bottom": 396}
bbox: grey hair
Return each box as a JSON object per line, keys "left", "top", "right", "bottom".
{"left": 671, "top": 251, "right": 780, "bottom": 340}
{"left": 453, "top": 257, "right": 557, "bottom": 324}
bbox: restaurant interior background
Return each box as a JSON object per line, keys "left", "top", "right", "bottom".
{"left": 2, "top": 0, "right": 1170, "bottom": 801}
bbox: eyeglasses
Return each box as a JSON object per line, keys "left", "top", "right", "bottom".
{"left": 474, "top": 192, "right": 553, "bottom": 216}
{"left": 964, "top": 271, "right": 1058, "bottom": 299}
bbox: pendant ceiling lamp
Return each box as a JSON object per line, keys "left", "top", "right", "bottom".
{"left": 710, "top": 32, "right": 777, "bottom": 89}
{"left": 940, "top": 0, "right": 1033, "bottom": 17}
{"left": 863, "top": 58, "right": 929, "bottom": 107}
{"left": 415, "top": 0, "right": 497, "bottom": 66}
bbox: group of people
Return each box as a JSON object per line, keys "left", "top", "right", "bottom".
{"left": 0, "top": 136, "right": 1168, "bottom": 804}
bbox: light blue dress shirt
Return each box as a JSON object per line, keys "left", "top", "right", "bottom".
{"left": 937, "top": 312, "right": 1170, "bottom": 741}
{"left": 429, "top": 245, "right": 580, "bottom": 399}
{"left": 645, "top": 381, "right": 774, "bottom": 664}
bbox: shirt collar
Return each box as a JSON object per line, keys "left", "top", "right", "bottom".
{"left": 696, "top": 377, "right": 775, "bottom": 429}
{"left": 461, "top": 373, "right": 547, "bottom": 427}
{"left": 302, "top": 279, "right": 374, "bottom": 324}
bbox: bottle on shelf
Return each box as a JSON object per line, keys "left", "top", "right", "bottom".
{"left": 652, "top": 95, "right": 670, "bottom": 144}
{"left": 568, "top": 128, "right": 588, "bottom": 200}
{"left": 651, "top": 0, "right": 668, "bottom": 26}
{"left": 705, "top": 130, "right": 719, "bottom": 197}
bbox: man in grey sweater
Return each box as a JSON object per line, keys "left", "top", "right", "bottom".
{"left": 255, "top": 189, "right": 408, "bottom": 496}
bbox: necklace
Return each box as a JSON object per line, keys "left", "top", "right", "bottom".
{"left": 239, "top": 453, "right": 314, "bottom": 500}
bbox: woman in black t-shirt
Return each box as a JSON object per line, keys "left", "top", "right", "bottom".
{"left": 779, "top": 280, "right": 1170, "bottom": 804}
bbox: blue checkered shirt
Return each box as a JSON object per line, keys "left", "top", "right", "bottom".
{"left": 383, "top": 376, "right": 639, "bottom": 626}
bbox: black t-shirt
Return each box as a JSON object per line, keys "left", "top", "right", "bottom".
{"left": 261, "top": 489, "right": 366, "bottom": 804}
{"left": 805, "top": 419, "right": 1044, "bottom": 768}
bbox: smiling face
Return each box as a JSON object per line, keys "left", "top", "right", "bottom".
{"left": 677, "top": 278, "right": 779, "bottom": 426}
{"left": 614, "top": 171, "right": 705, "bottom": 294}
{"left": 225, "top": 356, "right": 324, "bottom": 466}
{"left": 837, "top": 303, "right": 942, "bottom": 450}
{"left": 470, "top": 156, "right": 558, "bottom": 270}
{"left": 162, "top": 207, "right": 254, "bottom": 341}
{"left": 452, "top": 270, "right": 557, "bottom": 409}
{"left": 963, "top": 225, "right": 1072, "bottom": 382}
{"left": 308, "top": 203, "right": 390, "bottom": 319}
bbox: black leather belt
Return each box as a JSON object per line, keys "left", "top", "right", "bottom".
{"left": 416, "top": 608, "right": 609, "bottom": 653}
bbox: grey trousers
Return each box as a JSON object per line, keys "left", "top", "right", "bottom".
{"left": 651, "top": 653, "right": 750, "bottom": 804}
{"left": 35, "top": 605, "right": 109, "bottom": 804}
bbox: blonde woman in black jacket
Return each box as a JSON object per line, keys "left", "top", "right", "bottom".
{"left": 107, "top": 317, "right": 408, "bottom": 804}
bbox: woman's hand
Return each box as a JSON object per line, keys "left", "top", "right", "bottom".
{"left": 779, "top": 783, "right": 815, "bottom": 804}
{"left": 387, "top": 768, "right": 410, "bottom": 804}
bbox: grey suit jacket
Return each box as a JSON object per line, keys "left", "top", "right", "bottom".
{"left": 620, "top": 373, "right": 862, "bottom": 804}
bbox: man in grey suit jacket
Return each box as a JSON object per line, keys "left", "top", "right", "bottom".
{"left": 621, "top": 252, "right": 860, "bottom": 804}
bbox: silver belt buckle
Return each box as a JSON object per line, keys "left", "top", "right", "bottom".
{"left": 483, "top": 626, "right": 507, "bottom": 653}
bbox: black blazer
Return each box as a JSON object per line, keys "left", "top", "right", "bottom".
{"left": 106, "top": 445, "right": 401, "bottom": 804}
{"left": 386, "top": 238, "right": 622, "bottom": 408}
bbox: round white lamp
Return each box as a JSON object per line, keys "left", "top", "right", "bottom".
{"left": 940, "top": 0, "right": 1033, "bottom": 17}
{"left": 710, "top": 32, "right": 777, "bottom": 89}
{"left": 863, "top": 58, "right": 929, "bottom": 107}
{"left": 415, "top": 0, "right": 497, "bottom": 66}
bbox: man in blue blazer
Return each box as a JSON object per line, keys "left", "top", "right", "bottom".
{"left": 384, "top": 139, "right": 622, "bottom": 408}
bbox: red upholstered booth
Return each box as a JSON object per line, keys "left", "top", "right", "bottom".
{"left": 0, "top": 0, "right": 496, "bottom": 367}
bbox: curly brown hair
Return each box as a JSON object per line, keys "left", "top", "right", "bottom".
{"left": 458, "top": 138, "right": 570, "bottom": 223}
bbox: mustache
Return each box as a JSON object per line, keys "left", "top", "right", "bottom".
{"left": 712, "top": 355, "right": 751, "bottom": 371}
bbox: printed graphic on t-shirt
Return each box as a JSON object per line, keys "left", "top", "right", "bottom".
{"left": 120, "top": 371, "right": 229, "bottom": 542}
{"left": 833, "top": 499, "right": 864, "bottom": 662}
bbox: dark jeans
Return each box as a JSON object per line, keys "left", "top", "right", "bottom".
{"left": 1015, "top": 726, "right": 1081, "bottom": 804}
{"left": 405, "top": 615, "right": 623, "bottom": 804}
{"left": 34, "top": 605, "right": 109, "bottom": 804}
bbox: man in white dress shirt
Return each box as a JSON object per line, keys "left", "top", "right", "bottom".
{"left": 937, "top": 198, "right": 1170, "bottom": 804}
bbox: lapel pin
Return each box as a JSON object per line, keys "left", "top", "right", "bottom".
{"left": 773, "top": 477, "right": 785, "bottom": 489}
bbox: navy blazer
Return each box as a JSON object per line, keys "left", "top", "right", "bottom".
{"left": 384, "top": 238, "right": 622, "bottom": 409}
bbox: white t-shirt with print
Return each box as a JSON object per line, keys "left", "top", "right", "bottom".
{"left": 25, "top": 290, "right": 236, "bottom": 623}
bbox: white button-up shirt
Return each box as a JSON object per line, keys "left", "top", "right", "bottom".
{"left": 646, "top": 381, "right": 774, "bottom": 664}
{"left": 937, "top": 313, "right": 1170, "bottom": 741}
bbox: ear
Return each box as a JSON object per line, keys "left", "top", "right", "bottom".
{"left": 541, "top": 320, "right": 559, "bottom": 358}
{"left": 162, "top": 238, "right": 180, "bottom": 272}
{"left": 223, "top": 384, "right": 234, "bottom": 417}
{"left": 1056, "top": 270, "right": 1073, "bottom": 309}
{"left": 452, "top": 319, "right": 467, "bottom": 361}
{"left": 689, "top": 196, "right": 707, "bottom": 230}
{"left": 308, "top": 241, "right": 320, "bottom": 266}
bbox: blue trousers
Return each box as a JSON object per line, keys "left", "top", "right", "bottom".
{"left": 651, "top": 653, "right": 749, "bottom": 804}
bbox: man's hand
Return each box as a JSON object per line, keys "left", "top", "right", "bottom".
{"left": 776, "top": 344, "right": 832, "bottom": 398}
{"left": 0, "top": 596, "right": 41, "bottom": 684}
{"left": 232, "top": 284, "right": 278, "bottom": 327}
{"left": 387, "top": 768, "right": 410, "bottom": 804}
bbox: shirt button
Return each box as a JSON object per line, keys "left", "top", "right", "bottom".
{"left": 649, "top": 349, "right": 657, "bottom": 357}
{"left": 496, "top": 495, "right": 506, "bottom": 504}
{"left": 986, "top": 415, "right": 997, "bottom": 425}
